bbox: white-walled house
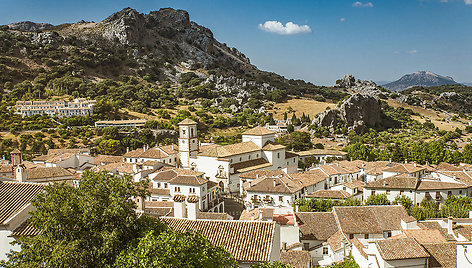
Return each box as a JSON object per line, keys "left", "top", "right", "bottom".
{"left": 179, "top": 119, "right": 298, "bottom": 193}
{"left": 147, "top": 167, "right": 224, "bottom": 212}
{"left": 241, "top": 170, "right": 329, "bottom": 208}
{"left": 295, "top": 205, "right": 415, "bottom": 266}
{"left": 123, "top": 144, "right": 179, "bottom": 166}
{"left": 33, "top": 153, "right": 94, "bottom": 170}
{"left": 382, "top": 163, "right": 428, "bottom": 179}
{"left": 363, "top": 175, "right": 469, "bottom": 206}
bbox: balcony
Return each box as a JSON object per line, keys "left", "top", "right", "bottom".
{"left": 208, "top": 197, "right": 224, "bottom": 209}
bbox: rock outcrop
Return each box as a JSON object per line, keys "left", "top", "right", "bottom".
{"left": 312, "top": 93, "right": 382, "bottom": 133}
{"left": 335, "top": 75, "right": 387, "bottom": 97}
{"left": 7, "top": 21, "right": 53, "bottom": 31}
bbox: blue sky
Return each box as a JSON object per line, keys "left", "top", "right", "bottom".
{"left": 1, "top": 0, "right": 471, "bottom": 85}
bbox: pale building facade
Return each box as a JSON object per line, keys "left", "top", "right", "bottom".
{"left": 14, "top": 98, "right": 96, "bottom": 118}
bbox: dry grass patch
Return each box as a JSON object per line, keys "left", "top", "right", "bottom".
{"left": 268, "top": 98, "right": 335, "bottom": 120}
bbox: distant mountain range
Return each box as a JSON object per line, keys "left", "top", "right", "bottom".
{"left": 382, "top": 71, "right": 459, "bottom": 91}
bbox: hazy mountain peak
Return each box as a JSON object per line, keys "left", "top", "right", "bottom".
{"left": 383, "top": 71, "right": 458, "bottom": 91}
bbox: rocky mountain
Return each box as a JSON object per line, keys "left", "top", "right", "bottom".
{"left": 383, "top": 71, "right": 459, "bottom": 91}
{"left": 8, "top": 21, "right": 53, "bottom": 31}
{"left": 311, "top": 93, "right": 382, "bottom": 133}
{"left": 1, "top": 7, "right": 344, "bottom": 104}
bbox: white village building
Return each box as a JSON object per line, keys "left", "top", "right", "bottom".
{"left": 177, "top": 119, "right": 299, "bottom": 193}
{"left": 14, "top": 98, "right": 96, "bottom": 118}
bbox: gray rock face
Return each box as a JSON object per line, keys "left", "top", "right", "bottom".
{"left": 93, "top": 7, "right": 249, "bottom": 68}
{"left": 8, "top": 21, "right": 53, "bottom": 31}
{"left": 336, "top": 74, "right": 386, "bottom": 97}
{"left": 312, "top": 93, "right": 382, "bottom": 133}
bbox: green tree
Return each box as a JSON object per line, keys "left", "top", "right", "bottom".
{"left": 392, "top": 195, "right": 413, "bottom": 210}
{"left": 2, "top": 171, "right": 150, "bottom": 267}
{"left": 116, "top": 230, "right": 237, "bottom": 267}
{"left": 364, "top": 194, "right": 390, "bottom": 206}
{"left": 97, "top": 139, "right": 122, "bottom": 155}
{"left": 251, "top": 262, "right": 291, "bottom": 268}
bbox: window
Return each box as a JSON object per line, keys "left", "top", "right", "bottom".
{"left": 240, "top": 157, "right": 242, "bottom": 162}
{"left": 182, "top": 129, "right": 186, "bottom": 135}
{"left": 279, "top": 196, "right": 283, "bottom": 202}
{"left": 383, "top": 231, "right": 392, "bottom": 238}
{"left": 343, "top": 187, "right": 346, "bottom": 191}
{"left": 157, "top": 182, "right": 161, "bottom": 188}
{"left": 192, "top": 140, "right": 195, "bottom": 143}
{"left": 256, "top": 154, "right": 259, "bottom": 158}
{"left": 400, "top": 190, "right": 404, "bottom": 195}
{"left": 277, "top": 152, "right": 280, "bottom": 158}
{"left": 175, "top": 187, "right": 181, "bottom": 193}
{"left": 349, "top": 234, "right": 354, "bottom": 239}
{"left": 460, "top": 190, "right": 463, "bottom": 195}
{"left": 436, "top": 191, "right": 441, "bottom": 200}
{"left": 323, "top": 247, "right": 328, "bottom": 255}
{"left": 164, "top": 183, "right": 168, "bottom": 188}
{"left": 191, "top": 128, "right": 194, "bottom": 137}
{"left": 371, "top": 190, "right": 375, "bottom": 196}
{"left": 386, "top": 190, "right": 390, "bottom": 195}
{"left": 425, "top": 192, "right": 431, "bottom": 200}
{"left": 249, "top": 155, "right": 251, "bottom": 160}
{"left": 448, "top": 191, "right": 452, "bottom": 196}
{"left": 364, "top": 234, "right": 369, "bottom": 239}
{"left": 190, "top": 188, "right": 196, "bottom": 194}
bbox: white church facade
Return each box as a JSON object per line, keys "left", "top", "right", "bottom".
{"left": 178, "top": 119, "right": 299, "bottom": 193}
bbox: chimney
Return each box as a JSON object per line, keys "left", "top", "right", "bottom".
{"left": 143, "top": 145, "right": 146, "bottom": 152}
{"left": 414, "top": 163, "right": 417, "bottom": 167}
{"left": 259, "top": 209, "right": 263, "bottom": 220}
{"left": 15, "top": 164, "right": 26, "bottom": 183}
{"left": 126, "top": 147, "right": 129, "bottom": 153}
{"left": 251, "top": 213, "right": 255, "bottom": 221}
{"left": 256, "top": 174, "right": 259, "bottom": 179}
{"left": 135, "top": 196, "right": 145, "bottom": 213}
{"left": 273, "top": 180, "right": 277, "bottom": 187}
{"left": 187, "top": 198, "right": 200, "bottom": 220}
{"left": 282, "top": 242, "right": 287, "bottom": 251}
{"left": 447, "top": 217, "right": 453, "bottom": 235}
{"left": 295, "top": 204, "right": 299, "bottom": 212}
{"left": 389, "top": 158, "right": 392, "bottom": 163}
{"left": 173, "top": 196, "right": 187, "bottom": 219}
{"left": 469, "top": 211, "right": 472, "bottom": 218}
{"left": 172, "top": 144, "right": 174, "bottom": 151}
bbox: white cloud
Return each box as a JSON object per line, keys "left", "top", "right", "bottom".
{"left": 353, "top": 1, "right": 374, "bottom": 7}
{"left": 258, "top": 21, "right": 312, "bottom": 35}
{"left": 408, "top": 49, "right": 418, "bottom": 54}
{"left": 466, "top": 0, "right": 472, "bottom": 5}
{"left": 340, "top": 18, "right": 346, "bottom": 22}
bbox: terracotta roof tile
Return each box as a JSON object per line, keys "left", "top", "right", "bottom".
{"left": 297, "top": 149, "right": 347, "bottom": 157}
{"left": 199, "top": 212, "right": 232, "bottom": 220}
{"left": 280, "top": 251, "right": 311, "bottom": 268}
{"left": 0, "top": 182, "right": 45, "bottom": 225}
{"left": 232, "top": 158, "right": 272, "bottom": 174}
{"left": 306, "top": 190, "right": 351, "bottom": 199}
{"left": 375, "top": 238, "right": 430, "bottom": 260}
{"left": 295, "top": 212, "right": 338, "bottom": 240}
{"left": 242, "top": 126, "right": 275, "bottom": 136}
{"left": 383, "top": 163, "right": 426, "bottom": 174}
{"left": 94, "top": 155, "right": 123, "bottom": 165}
{"left": 178, "top": 118, "right": 197, "bottom": 125}
{"left": 25, "top": 167, "right": 73, "bottom": 181}
{"left": 10, "top": 219, "right": 40, "bottom": 237}
{"left": 163, "top": 218, "right": 275, "bottom": 263}
{"left": 333, "top": 205, "right": 411, "bottom": 234}
{"left": 403, "top": 229, "right": 448, "bottom": 244}
{"left": 244, "top": 175, "right": 303, "bottom": 194}
{"left": 364, "top": 175, "right": 419, "bottom": 190}
{"left": 422, "top": 242, "right": 456, "bottom": 268}
{"left": 198, "top": 141, "right": 261, "bottom": 157}
{"left": 169, "top": 175, "right": 208, "bottom": 186}
{"left": 435, "top": 162, "right": 463, "bottom": 172}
